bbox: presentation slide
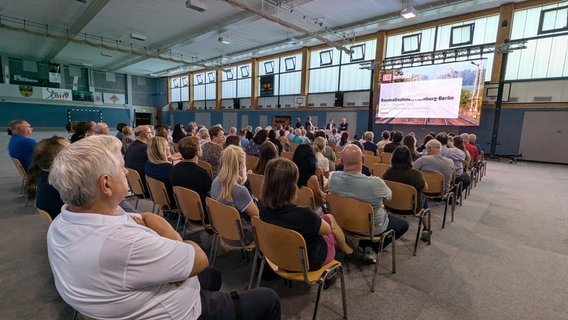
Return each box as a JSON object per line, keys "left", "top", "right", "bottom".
{"left": 376, "top": 59, "right": 486, "bottom": 127}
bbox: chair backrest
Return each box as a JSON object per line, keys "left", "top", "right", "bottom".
{"left": 11, "top": 158, "right": 27, "bottom": 179}
{"left": 362, "top": 150, "right": 374, "bottom": 156}
{"left": 378, "top": 147, "right": 385, "bottom": 157}
{"left": 197, "top": 160, "right": 213, "bottom": 177}
{"left": 327, "top": 194, "right": 375, "bottom": 236}
{"left": 314, "top": 167, "right": 325, "bottom": 189}
{"left": 252, "top": 216, "right": 307, "bottom": 273}
{"left": 145, "top": 175, "right": 171, "bottom": 208}
{"left": 363, "top": 155, "right": 381, "bottom": 167}
{"left": 246, "top": 155, "right": 259, "bottom": 172}
{"left": 380, "top": 152, "right": 392, "bottom": 164}
{"left": 420, "top": 170, "right": 445, "bottom": 197}
{"left": 295, "top": 186, "right": 315, "bottom": 210}
{"left": 383, "top": 180, "right": 418, "bottom": 215}
{"left": 126, "top": 168, "right": 145, "bottom": 197}
{"left": 290, "top": 143, "right": 300, "bottom": 153}
{"left": 206, "top": 197, "right": 245, "bottom": 243}
{"left": 371, "top": 163, "right": 390, "bottom": 178}
{"left": 173, "top": 186, "right": 208, "bottom": 224}
{"left": 247, "top": 173, "right": 264, "bottom": 200}
{"left": 328, "top": 141, "right": 337, "bottom": 150}
{"left": 280, "top": 151, "right": 294, "bottom": 161}
{"left": 37, "top": 209, "right": 53, "bottom": 225}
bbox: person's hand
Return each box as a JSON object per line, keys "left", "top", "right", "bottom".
{"left": 170, "top": 280, "right": 185, "bottom": 287}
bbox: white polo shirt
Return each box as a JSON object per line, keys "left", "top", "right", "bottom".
{"left": 47, "top": 205, "right": 201, "bottom": 319}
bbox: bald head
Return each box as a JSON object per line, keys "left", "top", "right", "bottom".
{"left": 341, "top": 144, "right": 363, "bottom": 173}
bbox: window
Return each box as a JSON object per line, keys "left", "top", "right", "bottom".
{"left": 402, "top": 34, "right": 421, "bottom": 54}
{"left": 350, "top": 44, "right": 365, "bottom": 62}
{"left": 538, "top": 5, "right": 568, "bottom": 34}
{"left": 450, "top": 24, "right": 474, "bottom": 46}
{"left": 223, "top": 69, "right": 234, "bottom": 80}
{"left": 222, "top": 63, "right": 252, "bottom": 99}
{"left": 207, "top": 72, "right": 216, "bottom": 83}
{"left": 264, "top": 61, "right": 275, "bottom": 74}
{"left": 320, "top": 50, "right": 333, "bottom": 66}
{"left": 240, "top": 65, "right": 250, "bottom": 78}
{"left": 195, "top": 74, "right": 204, "bottom": 85}
{"left": 170, "top": 75, "right": 189, "bottom": 102}
{"left": 284, "top": 57, "right": 296, "bottom": 71}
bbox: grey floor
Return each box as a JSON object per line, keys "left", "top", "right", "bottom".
{"left": 1, "top": 130, "right": 567, "bottom": 320}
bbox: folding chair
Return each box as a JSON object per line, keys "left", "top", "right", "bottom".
{"left": 125, "top": 168, "right": 146, "bottom": 209}
{"left": 420, "top": 171, "right": 455, "bottom": 229}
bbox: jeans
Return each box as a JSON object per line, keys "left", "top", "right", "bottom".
{"left": 360, "top": 214, "right": 410, "bottom": 252}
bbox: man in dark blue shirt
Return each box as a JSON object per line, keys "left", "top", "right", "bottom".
{"left": 8, "top": 119, "right": 37, "bottom": 171}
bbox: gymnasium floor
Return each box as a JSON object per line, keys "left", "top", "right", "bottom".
{"left": 1, "top": 130, "right": 567, "bottom": 319}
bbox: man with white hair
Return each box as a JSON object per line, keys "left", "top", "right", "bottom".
{"left": 124, "top": 125, "right": 153, "bottom": 194}
{"left": 461, "top": 133, "right": 479, "bottom": 163}
{"left": 198, "top": 127, "right": 210, "bottom": 147}
{"left": 47, "top": 135, "right": 281, "bottom": 320}
{"left": 7, "top": 119, "right": 37, "bottom": 171}
{"left": 94, "top": 122, "right": 110, "bottom": 135}
{"left": 413, "top": 139, "right": 455, "bottom": 194}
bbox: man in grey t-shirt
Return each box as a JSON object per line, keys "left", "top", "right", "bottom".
{"left": 413, "top": 139, "right": 455, "bottom": 193}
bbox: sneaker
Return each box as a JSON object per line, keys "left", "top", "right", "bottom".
{"left": 421, "top": 229, "right": 432, "bottom": 242}
{"left": 362, "top": 247, "right": 377, "bottom": 264}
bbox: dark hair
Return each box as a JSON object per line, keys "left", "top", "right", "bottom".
{"left": 253, "top": 141, "right": 278, "bottom": 174}
{"left": 178, "top": 136, "right": 200, "bottom": 160}
{"left": 261, "top": 158, "right": 299, "bottom": 209}
{"left": 116, "top": 122, "right": 127, "bottom": 131}
{"left": 350, "top": 140, "right": 364, "bottom": 150}
{"left": 392, "top": 131, "right": 403, "bottom": 143}
{"left": 340, "top": 131, "right": 349, "bottom": 145}
{"left": 225, "top": 135, "right": 241, "bottom": 148}
{"left": 381, "top": 130, "right": 390, "bottom": 140}
{"left": 209, "top": 126, "right": 224, "bottom": 139}
{"left": 314, "top": 130, "right": 326, "bottom": 139}
{"left": 391, "top": 146, "right": 413, "bottom": 170}
{"left": 24, "top": 136, "right": 67, "bottom": 200}
{"left": 435, "top": 132, "right": 448, "bottom": 145}
{"left": 279, "top": 129, "right": 286, "bottom": 137}
{"left": 293, "top": 144, "right": 316, "bottom": 187}
{"left": 70, "top": 122, "right": 89, "bottom": 143}
{"left": 403, "top": 135, "right": 418, "bottom": 158}
{"left": 252, "top": 129, "right": 268, "bottom": 145}
{"left": 453, "top": 136, "right": 466, "bottom": 152}
{"left": 268, "top": 129, "right": 277, "bottom": 140}
{"left": 156, "top": 126, "right": 169, "bottom": 139}
{"left": 172, "top": 123, "right": 186, "bottom": 142}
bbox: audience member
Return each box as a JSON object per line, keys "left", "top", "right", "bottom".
{"left": 437, "top": 133, "right": 470, "bottom": 193}
{"left": 417, "top": 134, "right": 434, "bottom": 154}
{"left": 313, "top": 137, "right": 331, "bottom": 185}
{"left": 94, "top": 122, "right": 110, "bottom": 135}
{"left": 115, "top": 122, "right": 127, "bottom": 141}
{"left": 329, "top": 144, "right": 409, "bottom": 264}
{"left": 383, "top": 131, "right": 403, "bottom": 153}
{"left": 259, "top": 158, "right": 353, "bottom": 285}
{"left": 24, "top": 136, "right": 69, "bottom": 219}
{"left": 413, "top": 139, "right": 455, "bottom": 194}
{"left": 65, "top": 122, "right": 74, "bottom": 142}
{"left": 362, "top": 131, "right": 378, "bottom": 156}
{"left": 198, "top": 127, "right": 210, "bottom": 147}
{"left": 8, "top": 119, "right": 37, "bottom": 171}
{"left": 268, "top": 129, "right": 283, "bottom": 153}
{"left": 291, "top": 128, "right": 304, "bottom": 144}
{"left": 246, "top": 129, "right": 267, "bottom": 156}
{"left": 46, "top": 135, "right": 280, "bottom": 320}
{"left": 211, "top": 145, "right": 259, "bottom": 246}
{"left": 124, "top": 125, "right": 153, "bottom": 194}
{"left": 225, "top": 135, "right": 241, "bottom": 148}
{"left": 172, "top": 123, "right": 186, "bottom": 143}
{"left": 328, "top": 128, "right": 341, "bottom": 143}
{"left": 145, "top": 136, "right": 175, "bottom": 207}
{"left": 295, "top": 117, "right": 302, "bottom": 128}
{"left": 336, "top": 131, "right": 350, "bottom": 151}
{"left": 251, "top": 141, "right": 278, "bottom": 175}
{"left": 121, "top": 126, "right": 134, "bottom": 153}
{"left": 70, "top": 121, "right": 90, "bottom": 143}
{"left": 293, "top": 144, "right": 326, "bottom": 214}
{"left": 403, "top": 134, "right": 420, "bottom": 161}
{"left": 279, "top": 129, "right": 291, "bottom": 152}
{"left": 315, "top": 130, "right": 336, "bottom": 171}
{"left": 170, "top": 136, "right": 212, "bottom": 213}
{"left": 201, "top": 126, "right": 225, "bottom": 177}
{"left": 461, "top": 133, "right": 480, "bottom": 164}
{"left": 239, "top": 128, "right": 250, "bottom": 148}
{"left": 376, "top": 130, "right": 390, "bottom": 149}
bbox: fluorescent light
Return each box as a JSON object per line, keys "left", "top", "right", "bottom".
{"left": 100, "top": 51, "right": 113, "bottom": 57}
{"left": 218, "top": 37, "right": 231, "bottom": 45}
{"left": 401, "top": 7, "right": 417, "bottom": 19}
{"left": 130, "top": 33, "right": 147, "bottom": 41}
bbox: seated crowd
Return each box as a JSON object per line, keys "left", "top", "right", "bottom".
{"left": 10, "top": 117, "right": 485, "bottom": 319}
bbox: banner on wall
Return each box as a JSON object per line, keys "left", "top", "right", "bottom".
{"left": 104, "top": 92, "right": 126, "bottom": 104}
{"left": 72, "top": 90, "right": 94, "bottom": 102}
{"left": 93, "top": 92, "right": 103, "bottom": 105}
{"left": 19, "top": 85, "right": 33, "bottom": 97}
{"left": 42, "top": 87, "right": 72, "bottom": 101}
{"left": 49, "top": 63, "right": 61, "bottom": 84}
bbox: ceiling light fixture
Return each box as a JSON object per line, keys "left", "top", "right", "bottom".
{"left": 401, "top": 1, "right": 417, "bottom": 19}
{"left": 186, "top": 0, "right": 207, "bottom": 12}
{"left": 100, "top": 51, "right": 113, "bottom": 57}
{"left": 130, "top": 33, "right": 147, "bottom": 41}
{"left": 218, "top": 36, "right": 231, "bottom": 45}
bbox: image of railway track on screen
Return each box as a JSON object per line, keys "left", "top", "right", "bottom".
{"left": 376, "top": 59, "right": 485, "bottom": 126}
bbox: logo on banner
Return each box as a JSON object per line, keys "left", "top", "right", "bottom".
{"left": 109, "top": 95, "right": 119, "bottom": 103}
{"left": 44, "top": 88, "right": 70, "bottom": 100}
{"left": 19, "top": 86, "right": 33, "bottom": 97}
{"left": 381, "top": 73, "right": 393, "bottom": 83}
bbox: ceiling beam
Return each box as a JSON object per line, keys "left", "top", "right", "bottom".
{"left": 43, "top": 0, "right": 111, "bottom": 62}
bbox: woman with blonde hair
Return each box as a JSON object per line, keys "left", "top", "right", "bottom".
{"left": 313, "top": 136, "right": 330, "bottom": 184}
{"left": 145, "top": 136, "right": 175, "bottom": 206}
{"left": 121, "top": 125, "right": 134, "bottom": 153}
{"left": 211, "top": 145, "right": 259, "bottom": 245}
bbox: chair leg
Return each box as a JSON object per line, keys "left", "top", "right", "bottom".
{"left": 442, "top": 198, "right": 449, "bottom": 229}
{"left": 413, "top": 216, "right": 422, "bottom": 256}
{"left": 312, "top": 280, "right": 325, "bottom": 320}
{"left": 256, "top": 259, "right": 266, "bottom": 288}
{"left": 210, "top": 234, "right": 219, "bottom": 267}
{"left": 427, "top": 210, "right": 432, "bottom": 246}
{"left": 134, "top": 197, "right": 139, "bottom": 210}
{"left": 391, "top": 231, "right": 396, "bottom": 274}
{"left": 248, "top": 250, "right": 260, "bottom": 290}
{"left": 339, "top": 267, "right": 348, "bottom": 320}
{"left": 451, "top": 192, "right": 456, "bottom": 222}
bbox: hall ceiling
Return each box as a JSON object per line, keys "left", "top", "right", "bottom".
{"left": 0, "top": 0, "right": 526, "bottom": 77}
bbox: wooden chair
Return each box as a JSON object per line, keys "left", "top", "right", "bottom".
{"left": 37, "top": 208, "right": 53, "bottom": 225}
{"left": 362, "top": 149, "right": 375, "bottom": 156}
{"left": 145, "top": 176, "right": 179, "bottom": 228}
{"left": 247, "top": 173, "right": 264, "bottom": 200}
{"left": 371, "top": 163, "right": 390, "bottom": 179}
{"left": 280, "top": 151, "right": 294, "bottom": 161}
{"left": 197, "top": 160, "right": 213, "bottom": 177}
{"left": 11, "top": 158, "right": 27, "bottom": 196}
{"left": 420, "top": 171, "right": 455, "bottom": 229}
{"left": 290, "top": 142, "right": 300, "bottom": 153}
{"left": 327, "top": 194, "right": 396, "bottom": 292}
{"left": 246, "top": 155, "right": 259, "bottom": 172}
{"left": 251, "top": 216, "right": 347, "bottom": 320}
{"left": 363, "top": 155, "right": 381, "bottom": 167}
{"left": 295, "top": 186, "right": 316, "bottom": 210}
{"left": 383, "top": 180, "right": 431, "bottom": 256}
{"left": 125, "top": 168, "right": 146, "bottom": 209}
{"left": 315, "top": 167, "right": 326, "bottom": 191}
{"left": 380, "top": 152, "right": 392, "bottom": 165}
{"left": 378, "top": 147, "right": 385, "bottom": 157}
{"left": 173, "top": 186, "right": 212, "bottom": 238}
{"left": 205, "top": 197, "right": 256, "bottom": 267}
